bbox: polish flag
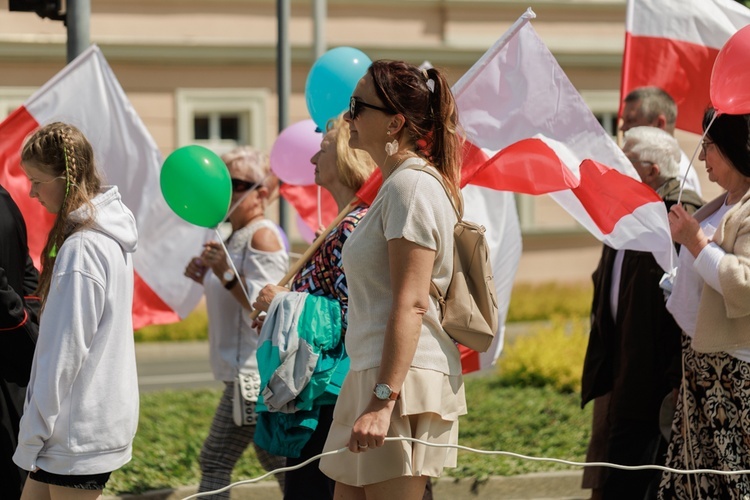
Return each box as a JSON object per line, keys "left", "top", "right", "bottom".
{"left": 622, "top": 0, "right": 750, "bottom": 134}
{"left": 284, "top": 10, "right": 677, "bottom": 373}
{"left": 451, "top": 10, "right": 676, "bottom": 372}
{"left": 0, "top": 45, "right": 207, "bottom": 329}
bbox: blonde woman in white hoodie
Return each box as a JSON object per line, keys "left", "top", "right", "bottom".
{"left": 14, "top": 122, "right": 139, "bottom": 499}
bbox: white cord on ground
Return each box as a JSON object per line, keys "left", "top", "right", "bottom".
{"left": 181, "top": 436, "right": 750, "bottom": 499}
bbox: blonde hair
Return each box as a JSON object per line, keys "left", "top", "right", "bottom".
{"left": 327, "top": 116, "right": 376, "bottom": 191}
{"left": 21, "top": 122, "right": 102, "bottom": 304}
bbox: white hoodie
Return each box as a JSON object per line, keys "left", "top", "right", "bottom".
{"left": 14, "top": 186, "right": 139, "bottom": 475}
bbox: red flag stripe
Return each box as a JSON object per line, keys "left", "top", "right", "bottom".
{"left": 572, "top": 159, "right": 662, "bottom": 235}
{"left": 466, "top": 138, "right": 578, "bottom": 194}
{"left": 621, "top": 33, "right": 718, "bottom": 135}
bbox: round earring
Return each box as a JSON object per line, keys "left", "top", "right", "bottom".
{"left": 387, "top": 131, "right": 391, "bottom": 135}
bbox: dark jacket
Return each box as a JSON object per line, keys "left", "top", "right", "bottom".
{"left": 580, "top": 178, "right": 703, "bottom": 421}
{"left": 0, "top": 184, "right": 40, "bottom": 498}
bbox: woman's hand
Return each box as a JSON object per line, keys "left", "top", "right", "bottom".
{"left": 348, "top": 399, "right": 395, "bottom": 453}
{"left": 201, "top": 242, "right": 229, "bottom": 275}
{"left": 252, "top": 284, "right": 288, "bottom": 313}
{"left": 184, "top": 257, "right": 207, "bottom": 284}
{"left": 669, "top": 204, "right": 709, "bottom": 257}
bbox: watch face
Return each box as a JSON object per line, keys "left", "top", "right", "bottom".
{"left": 374, "top": 384, "right": 392, "bottom": 400}
{"left": 223, "top": 270, "right": 235, "bottom": 282}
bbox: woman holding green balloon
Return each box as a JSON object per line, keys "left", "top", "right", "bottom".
{"left": 183, "top": 146, "right": 288, "bottom": 497}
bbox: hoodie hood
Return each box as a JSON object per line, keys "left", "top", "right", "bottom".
{"left": 70, "top": 186, "right": 138, "bottom": 254}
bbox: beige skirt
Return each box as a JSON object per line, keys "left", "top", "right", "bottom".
{"left": 319, "top": 366, "right": 466, "bottom": 487}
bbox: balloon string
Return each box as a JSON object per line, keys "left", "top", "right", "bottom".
{"left": 224, "top": 174, "right": 271, "bottom": 221}
{"left": 214, "top": 228, "right": 252, "bottom": 307}
{"left": 202, "top": 174, "right": 268, "bottom": 310}
{"left": 677, "top": 113, "right": 716, "bottom": 206}
{"left": 671, "top": 112, "right": 717, "bottom": 275}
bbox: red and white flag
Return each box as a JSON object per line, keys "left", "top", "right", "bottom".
{"left": 0, "top": 45, "right": 208, "bottom": 329}
{"left": 622, "top": 0, "right": 750, "bottom": 134}
{"left": 452, "top": 9, "right": 677, "bottom": 371}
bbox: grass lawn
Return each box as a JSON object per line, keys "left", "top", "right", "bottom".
{"left": 106, "top": 376, "right": 592, "bottom": 495}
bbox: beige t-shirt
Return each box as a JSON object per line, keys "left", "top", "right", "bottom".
{"left": 342, "top": 158, "right": 462, "bottom": 375}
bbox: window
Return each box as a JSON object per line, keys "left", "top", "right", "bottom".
{"left": 580, "top": 90, "right": 621, "bottom": 139}
{"left": 175, "top": 89, "right": 269, "bottom": 156}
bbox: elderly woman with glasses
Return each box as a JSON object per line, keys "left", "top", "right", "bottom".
{"left": 658, "top": 109, "right": 750, "bottom": 498}
{"left": 184, "top": 145, "right": 288, "bottom": 497}
{"left": 251, "top": 115, "right": 377, "bottom": 500}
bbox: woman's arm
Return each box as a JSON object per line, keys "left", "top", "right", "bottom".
{"left": 347, "top": 237, "right": 435, "bottom": 453}
{"left": 716, "top": 216, "right": 750, "bottom": 318}
{"left": 204, "top": 227, "right": 284, "bottom": 310}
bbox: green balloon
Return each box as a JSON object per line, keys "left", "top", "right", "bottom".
{"left": 160, "top": 145, "right": 231, "bottom": 228}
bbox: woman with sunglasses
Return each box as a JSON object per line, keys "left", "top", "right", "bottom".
{"left": 184, "top": 146, "right": 288, "bottom": 497}
{"left": 251, "top": 115, "right": 376, "bottom": 500}
{"left": 318, "top": 60, "right": 466, "bottom": 500}
{"left": 658, "top": 109, "right": 750, "bottom": 498}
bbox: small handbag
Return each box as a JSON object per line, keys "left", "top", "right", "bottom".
{"left": 233, "top": 371, "right": 261, "bottom": 426}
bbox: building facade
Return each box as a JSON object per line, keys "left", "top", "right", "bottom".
{"left": 0, "top": 0, "right": 712, "bottom": 283}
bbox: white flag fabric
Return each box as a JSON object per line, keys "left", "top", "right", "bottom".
{"left": 452, "top": 9, "right": 679, "bottom": 370}
{"left": 623, "top": 0, "right": 750, "bottom": 134}
{"left": 0, "top": 45, "right": 208, "bottom": 328}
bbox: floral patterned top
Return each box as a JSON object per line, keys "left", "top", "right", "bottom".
{"left": 290, "top": 204, "right": 368, "bottom": 333}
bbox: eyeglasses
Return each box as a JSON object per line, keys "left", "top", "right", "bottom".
{"left": 701, "top": 139, "right": 714, "bottom": 153}
{"left": 230, "top": 178, "right": 259, "bottom": 193}
{"left": 349, "top": 96, "right": 395, "bottom": 120}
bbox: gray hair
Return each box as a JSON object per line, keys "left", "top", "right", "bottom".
{"left": 623, "top": 126, "right": 681, "bottom": 179}
{"left": 624, "top": 87, "right": 677, "bottom": 133}
{"left": 221, "top": 146, "right": 272, "bottom": 187}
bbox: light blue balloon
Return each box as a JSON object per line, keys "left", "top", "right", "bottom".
{"left": 305, "top": 47, "right": 372, "bottom": 131}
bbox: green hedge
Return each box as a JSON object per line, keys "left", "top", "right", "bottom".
{"left": 134, "top": 281, "right": 593, "bottom": 342}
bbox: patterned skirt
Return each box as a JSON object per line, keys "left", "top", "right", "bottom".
{"left": 657, "top": 334, "right": 750, "bottom": 499}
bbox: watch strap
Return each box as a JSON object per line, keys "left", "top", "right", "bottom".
{"left": 224, "top": 275, "right": 239, "bottom": 290}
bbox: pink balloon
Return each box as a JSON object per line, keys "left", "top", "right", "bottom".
{"left": 270, "top": 119, "right": 322, "bottom": 186}
{"left": 710, "top": 25, "right": 750, "bottom": 115}
{"left": 296, "top": 213, "right": 316, "bottom": 244}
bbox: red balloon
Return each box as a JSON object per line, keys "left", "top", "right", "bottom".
{"left": 710, "top": 25, "right": 750, "bottom": 115}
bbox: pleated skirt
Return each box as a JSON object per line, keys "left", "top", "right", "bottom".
{"left": 319, "top": 366, "right": 466, "bottom": 487}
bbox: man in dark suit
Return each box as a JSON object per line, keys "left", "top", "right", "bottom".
{"left": 0, "top": 183, "right": 40, "bottom": 498}
{"left": 580, "top": 127, "right": 703, "bottom": 500}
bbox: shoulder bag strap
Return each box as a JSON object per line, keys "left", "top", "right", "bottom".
{"left": 403, "top": 163, "right": 459, "bottom": 303}
{"left": 404, "top": 162, "right": 463, "bottom": 221}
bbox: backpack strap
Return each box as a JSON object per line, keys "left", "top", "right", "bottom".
{"left": 404, "top": 162, "right": 464, "bottom": 221}
{"left": 403, "top": 162, "right": 460, "bottom": 305}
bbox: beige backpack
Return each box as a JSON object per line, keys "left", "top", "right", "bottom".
{"left": 408, "top": 164, "right": 499, "bottom": 352}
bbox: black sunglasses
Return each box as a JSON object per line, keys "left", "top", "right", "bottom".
{"left": 349, "top": 96, "right": 395, "bottom": 120}
{"left": 231, "top": 178, "right": 259, "bottom": 193}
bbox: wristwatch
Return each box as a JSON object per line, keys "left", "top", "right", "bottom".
{"left": 222, "top": 269, "right": 238, "bottom": 290}
{"left": 373, "top": 383, "right": 399, "bottom": 401}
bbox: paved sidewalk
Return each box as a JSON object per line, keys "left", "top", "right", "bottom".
{"left": 105, "top": 470, "right": 589, "bottom": 500}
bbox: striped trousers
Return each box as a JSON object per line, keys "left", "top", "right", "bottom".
{"left": 198, "top": 381, "right": 286, "bottom": 499}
